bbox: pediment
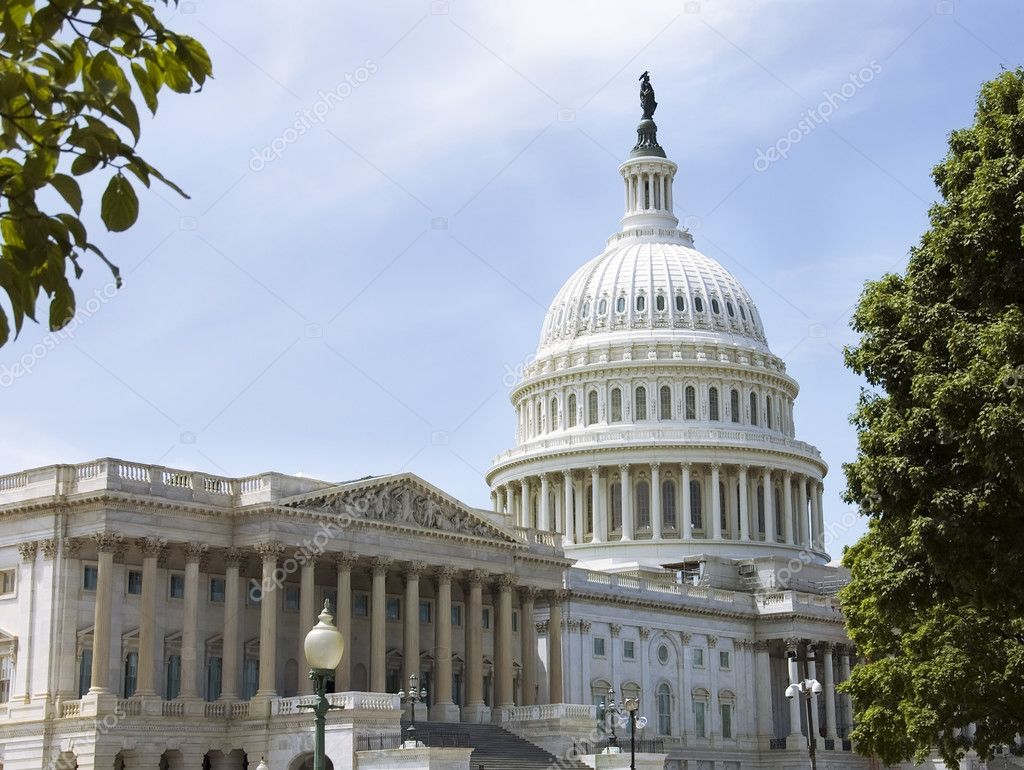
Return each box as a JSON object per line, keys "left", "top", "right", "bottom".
{"left": 281, "top": 473, "right": 520, "bottom": 544}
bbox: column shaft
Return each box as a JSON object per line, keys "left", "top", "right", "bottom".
{"left": 651, "top": 463, "right": 662, "bottom": 539}
{"left": 431, "top": 567, "right": 456, "bottom": 718}
{"left": 787, "top": 643, "right": 803, "bottom": 737}
{"left": 620, "top": 465, "right": 633, "bottom": 540}
{"left": 255, "top": 546, "right": 281, "bottom": 697}
{"left": 297, "top": 561, "right": 316, "bottom": 695}
{"left": 88, "top": 546, "right": 115, "bottom": 694}
{"left": 562, "top": 472, "right": 575, "bottom": 545}
{"left": 763, "top": 469, "right": 776, "bottom": 542}
{"left": 711, "top": 464, "right": 722, "bottom": 540}
{"left": 783, "top": 472, "right": 794, "bottom": 545}
{"left": 590, "top": 467, "right": 604, "bottom": 543}
{"left": 520, "top": 478, "right": 530, "bottom": 528}
{"left": 754, "top": 641, "right": 773, "bottom": 741}
{"left": 496, "top": 576, "right": 514, "bottom": 709}
{"left": 335, "top": 556, "right": 354, "bottom": 690}
{"left": 798, "top": 478, "right": 809, "bottom": 547}
{"left": 548, "top": 593, "right": 564, "bottom": 703}
{"left": 520, "top": 589, "right": 537, "bottom": 706}
{"left": 466, "top": 572, "right": 484, "bottom": 708}
{"left": 220, "top": 555, "right": 241, "bottom": 700}
{"left": 370, "top": 559, "right": 389, "bottom": 693}
{"left": 824, "top": 644, "right": 838, "bottom": 739}
{"left": 681, "top": 464, "right": 692, "bottom": 538}
{"left": 738, "top": 466, "right": 750, "bottom": 541}
{"left": 539, "top": 474, "right": 550, "bottom": 531}
{"left": 136, "top": 546, "right": 159, "bottom": 695}
{"left": 403, "top": 566, "right": 421, "bottom": 684}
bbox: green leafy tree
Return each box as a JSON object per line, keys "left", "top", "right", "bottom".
{"left": 840, "top": 69, "right": 1024, "bottom": 767}
{"left": 0, "top": 0, "right": 211, "bottom": 346}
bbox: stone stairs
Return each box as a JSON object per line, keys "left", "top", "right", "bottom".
{"left": 408, "top": 720, "right": 590, "bottom": 769}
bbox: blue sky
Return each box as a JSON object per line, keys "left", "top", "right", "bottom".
{"left": 2, "top": 0, "right": 1021, "bottom": 558}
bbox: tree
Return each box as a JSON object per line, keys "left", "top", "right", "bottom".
{"left": 0, "top": 1, "right": 211, "bottom": 347}
{"left": 840, "top": 68, "right": 1024, "bottom": 767}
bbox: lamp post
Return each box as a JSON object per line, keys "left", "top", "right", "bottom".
{"left": 623, "top": 698, "right": 649, "bottom": 770}
{"left": 398, "top": 673, "right": 428, "bottom": 746}
{"left": 299, "top": 600, "right": 346, "bottom": 770}
{"left": 599, "top": 687, "right": 625, "bottom": 749}
{"left": 786, "top": 676, "right": 822, "bottom": 770}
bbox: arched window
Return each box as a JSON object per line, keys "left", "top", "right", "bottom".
{"left": 662, "top": 479, "right": 677, "bottom": 529}
{"left": 610, "top": 482, "right": 622, "bottom": 530}
{"left": 675, "top": 294, "right": 686, "bottom": 312}
{"left": 616, "top": 296, "right": 626, "bottom": 313}
{"left": 765, "top": 395, "right": 773, "bottom": 429}
{"left": 568, "top": 393, "right": 577, "bottom": 428}
{"left": 656, "top": 294, "right": 666, "bottom": 311}
{"left": 635, "top": 295, "right": 646, "bottom": 312}
{"left": 757, "top": 484, "right": 766, "bottom": 537}
{"left": 587, "top": 391, "right": 598, "bottom": 425}
{"left": 694, "top": 296, "right": 704, "bottom": 313}
{"left": 709, "top": 387, "right": 720, "bottom": 421}
{"left": 684, "top": 386, "right": 696, "bottom": 420}
{"left": 749, "top": 392, "right": 758, "bottom": 426}
{"left": 730, "top": 389, "right": 740, "bottom": 423}
{"left": 657, "top": 683, "right": 672, "bottom": 735}
{"left": 658, "top": 385, "right": 672, "bottom": 420}
{"left": 636, "top": 481, "right": 651, "bottom": 529}
{"left": 598, "top": 298, "right": 608, "bottom": 315}
{"left": 690, "top": 480, "right": 703, "bottom": 530}
{"left": 711, "top": 298, "right": 720, "bottom": 314}
{"left": 550, "top": 397, "right": 558, "bottom": 431}
{"left": 635, "top": 386, "right": 647, "bottom": 420}
{"left": 581, "top": 300, "right": 591, "bottom": 318}
{"left": 611, "top": 388, "right": 622, "bottom": 422}
{"left": 739, "top": 303, "right": 747, "bottom": 320}
{"left": 726, "top": 301, "right": 735, "bottom": 317}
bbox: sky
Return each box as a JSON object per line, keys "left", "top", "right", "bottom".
{"left": 2, "top": 0, "right": 1022, "bottom": 558}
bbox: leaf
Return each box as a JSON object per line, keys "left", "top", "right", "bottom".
{"left": 49, "top": 282, "right": 75, "bottom": 330}
{"left": 0, "top": 306, "right": 8, "bottom": 347}
{"left": 131, "top": 61, "right": 158, "bottom": 113}
{"left": 50, "top": 173, "right": 82, "bottom": 214}
{"left": 100, "top": 175, "right": 138, "bottom": 232}
{"left": 70, "top": 153, "right": 101, "bottom": 176}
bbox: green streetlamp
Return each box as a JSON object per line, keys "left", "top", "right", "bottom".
{"left": 299, "top": 600, "right": 346, "bottom": 770}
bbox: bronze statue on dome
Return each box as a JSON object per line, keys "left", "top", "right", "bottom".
{"left": 639, "top": 71, "right": 657, "bottom": 119}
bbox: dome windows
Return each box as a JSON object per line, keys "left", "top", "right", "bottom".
{"left": 598, "top": 298, "right": 608, "bottom": 316}
{"left": 616, "top": 296, "right": 627, "bottom": 314}
{"left": 581, "top": 300, "right": 591, "bottom": 318}
{"left": 739, "top": 303, "right": 747, "bottom": 320}
{"left": 675, "top": 294, "right": 686, "bottom": 312}
{"left": 587, "top": 391, "right": 599, "bottom": 425}
{"left": 726, "top": 301, "right": 735, "bottom": 318}
{"left": 684, "top": 386, "right": 696, "bottom": 419}
{"left": 635, "top": 386, "right": 648, "bottom": 420}
{"left": 655, "top": 294, "right": 666, "bottom": 312}
{"left": 709, "top": 387, "right": 720, "bottom": 421}
{"left": 711, "top": 298, "right": 721, "bottom": 315}
{"left": 694, "top": 296, "right": 704, "bottom": 313}
{"left": 659, "top": 385, "right": 672, "bottom": 420}
{"left": 635, "top": 294, "right": 646, "bottom": 312}
{"left": 610, "top": 387, "right": 623, "bottom": 422}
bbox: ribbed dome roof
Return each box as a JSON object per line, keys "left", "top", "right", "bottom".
{"left": 536, "top": 232, "right": 769, "bottom": 360}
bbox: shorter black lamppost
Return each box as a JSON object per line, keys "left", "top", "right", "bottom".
{"left": 623, "top": 698, "right": 649, "bottom": 770}
{"left": 398, "top": 673, "right": 427, "bottom": 746}
{"left": 599, "top": 687, "right": 625, "bottom": 749}
{"left": 786, "top": 677, "right": 823, "bottom": 770}
{"left": 298, "top": 601, "right": 347, "bottom": 770}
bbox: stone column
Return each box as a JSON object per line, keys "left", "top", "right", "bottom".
{"left": 763, "top": 468, "right": 776, "bottom": 542}
{"left": 738, "top": 465, "right": 750, "bottom": 541}
{"left": 562, "top": 471, "right": 575, "bottom": 546}
{"left": 816, "top": 483, "right": 826, "bottom": 551}
{"left": 495, "top": 487, "right": 506, "bottom": 516}
{"left": 619, "top": 464, "right": 633, "bottom": 541}
{"left": 783, "top": 471, "right": 795, "bottom": 545}
{"left": 136, "top": 537, "right": 164, "bottom": 696}
{"left": 651, "top": 462, "right": 662, "bottom": 539}
{"left": 299, "top": 559, "right": 319, "bottom": 694}
{"left": 839, "top": 646, "right": 853, "bottom": 735}
{"left": 574, "top": 475, "right": 586, "bottom": 544}
{"left": 255, "top": 542, "right": 284, "bottom": 698}
{"left": 370, "top": 557, "right": 391, "bottom": 693}
{"left": 539, "top": 473, "right": 551, "bottom": 532}
{"left": 88, "top": 533, "right": 122, "bottom": 695}
{"left": 495, "top": 574, "right": 515, "bottom": 710}
{"left": 786, "top": 639, "right": 803, "bottom": 738}
{"left": 520, "top": 588, "right": 538, "bottom": 706}
{"left": 220, "top": 548, "right": 244, "bottom": 700}
{"left": 548, "top": 591, "right": 565, "bottom": 704}
{"left": 464, "top": 570, "right": 488, "bottom": 723}
{"left": 753, "top": 640, "right": 774, "bottom": 744}
{"left": 809, "top": 652, "right": 821, "bottom": 741}
{"left": 822, "top": 642, "right": 838, "bottom": 740}
{"left": 403, "top": 563, "right": 423, "bottom": 685}
{"left": 520, "top": 478, "right": 530, "bottom": 528}
{"left": 681, "top": 463, "right": 692, "bottom": 538}
{"left": 15, "top": 542, "right": 36, "bottom": 702}
{"left": 798, "top": 477, "right": 810, "bottom": 548}
{"left": 590, "top": 467, "right": 604, "bottom": 543}
{"left": 711, "top": 464, "right": 722, "bottom": 540}
{"left": 180, "top": 543, "right": 207, "bottom": 699}
{"left": 809, "top": 484, "right": 821, "bottom": 551}
{"left": 431, "top": 566, "right": 458, "bottom": 721}
{"left": 334, "top": 554, "right": 356, "bottom": 691}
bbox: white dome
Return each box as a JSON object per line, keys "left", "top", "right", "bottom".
{"left": 536, "top": 231, "right": 769, "bottom": 361}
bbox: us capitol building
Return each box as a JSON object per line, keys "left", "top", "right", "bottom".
{"left": 0, "top": 80, "right": 868, "bottom": 770}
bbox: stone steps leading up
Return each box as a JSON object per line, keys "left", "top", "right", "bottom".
{"left": 407, "top": 720, "right": 590, "bottom": 769}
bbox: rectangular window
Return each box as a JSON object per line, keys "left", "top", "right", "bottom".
{"left": 451, "top": 604, "right": 463, "bottom": 626}
{"left": 242, "top": 658, "right": 259, "bottom": 699}
{"left": 386, "top": 596, "right": 401, "bottom": 621}
{"left": 482, "top": 608, "right": 491, "bottom": 629}
{"left": 593, "top": 637, "right": 606, "bottom": 657}
{"left": 83, "top": 565, "right": 99, "bottom": 591}
{"left": 284, "top": 585, "right": 300, "bottom": 612}
{"left": 721, "top": 703, "right": 733, "bottom": 739}
{"left": 78, "top": 649, "right": 92, "bottom": 697}
{"left": 719, "top": 650, "right": 730, "bottom": 669}
{"left": 419, "top": 600, "right": 432, "bottom": 624}
{"left": 0, "top": 654, "right": 13, "bottom": 703}
{"left": 209, "top": 577, "right": 226, "bottom": 603}
{"left": 386, "top": 668, "right": 400, "bottom": 695}
{"left": 695, "top": 701, "right": 706, "bottom": 738}
{"left": 693, "top": 648, "right": 704, "bottom": 667}
{"left": 127, "top": 570, "right": 143, "bottom": 595}
{"left": 0, "top": 569, "right": 14, "bottom": 596}
{"left": 511, "top": 610, "right": 519, "bottom": 633}
{"left": 623, "top": 640, "right": 635, "bottom": 660}
{"left": 168, "top": 573, "right": 184, "bottom": 599}
{"left": 206, "top": 656, "right": 222, "bottom": 702}
{"left": 354, "top": 592, "right": 369, "bottom": 617}
{"left": 166, "top": 654, "right": 181, "bottom": 699}
{"left": 123, "top": 651, "right": 138, "bottom": 697}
